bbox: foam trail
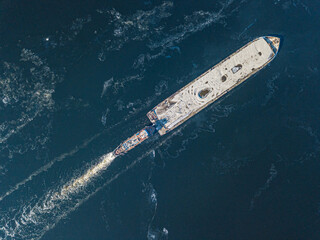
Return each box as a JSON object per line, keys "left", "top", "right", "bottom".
{"left": 0, "top": 152, "right": 117, "bottom": 239}
{"left": 0, "top": 128, "right": 182, "bottom": 240}
{"left": 35, "top": 148, "right": 161, "bottom": 240}
{"left": 57, "top": 152, "right": 116, "bottom": 198}
{"left": 35, "top": 149, "right": 153, "bottom": 240}
{"left": 0, "top": 113, "right": 38, "bottom": 144}
{"left": 0, "top": 99, "right": 143, "bottom": 202}
{"left": 0, "top": 132, "right": 102, "bottom": 202}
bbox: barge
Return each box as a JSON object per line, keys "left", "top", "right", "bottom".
{"left": 113, "top": 36, "right": 280, "bottom": 156}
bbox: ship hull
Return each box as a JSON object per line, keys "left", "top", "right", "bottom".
{"left": 113, "top": 126, "right": 156, "bottom": 156}
{"left": 147, "top": 36, "right": 280, "bottom": 135}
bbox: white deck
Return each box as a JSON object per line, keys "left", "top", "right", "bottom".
{"left": 148, "top": 37, "right": 280, "bottom": 135}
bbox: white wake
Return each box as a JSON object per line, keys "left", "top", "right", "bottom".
{"left": 0, "top": 132, "right": 103, "bottom": 202}
{"left": 0, "top": 152, "right": 117, "bottom": 240}
{"left": 57, "top": 152, "right": 116, "bottom": 198}
{"left": 0, "top": 126, "right": 183, "bottom": 240}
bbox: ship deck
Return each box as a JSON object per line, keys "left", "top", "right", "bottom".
{"left": 147, "top": 36, "right": 280, "bottom": 135}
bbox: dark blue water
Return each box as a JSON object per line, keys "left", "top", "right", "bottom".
{"left": 1, "top": 0, "right": 320, "bottom": 239}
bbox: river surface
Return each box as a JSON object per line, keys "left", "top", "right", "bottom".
{"left": 0, "top": 0, "right": 320, "bottom": 239}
